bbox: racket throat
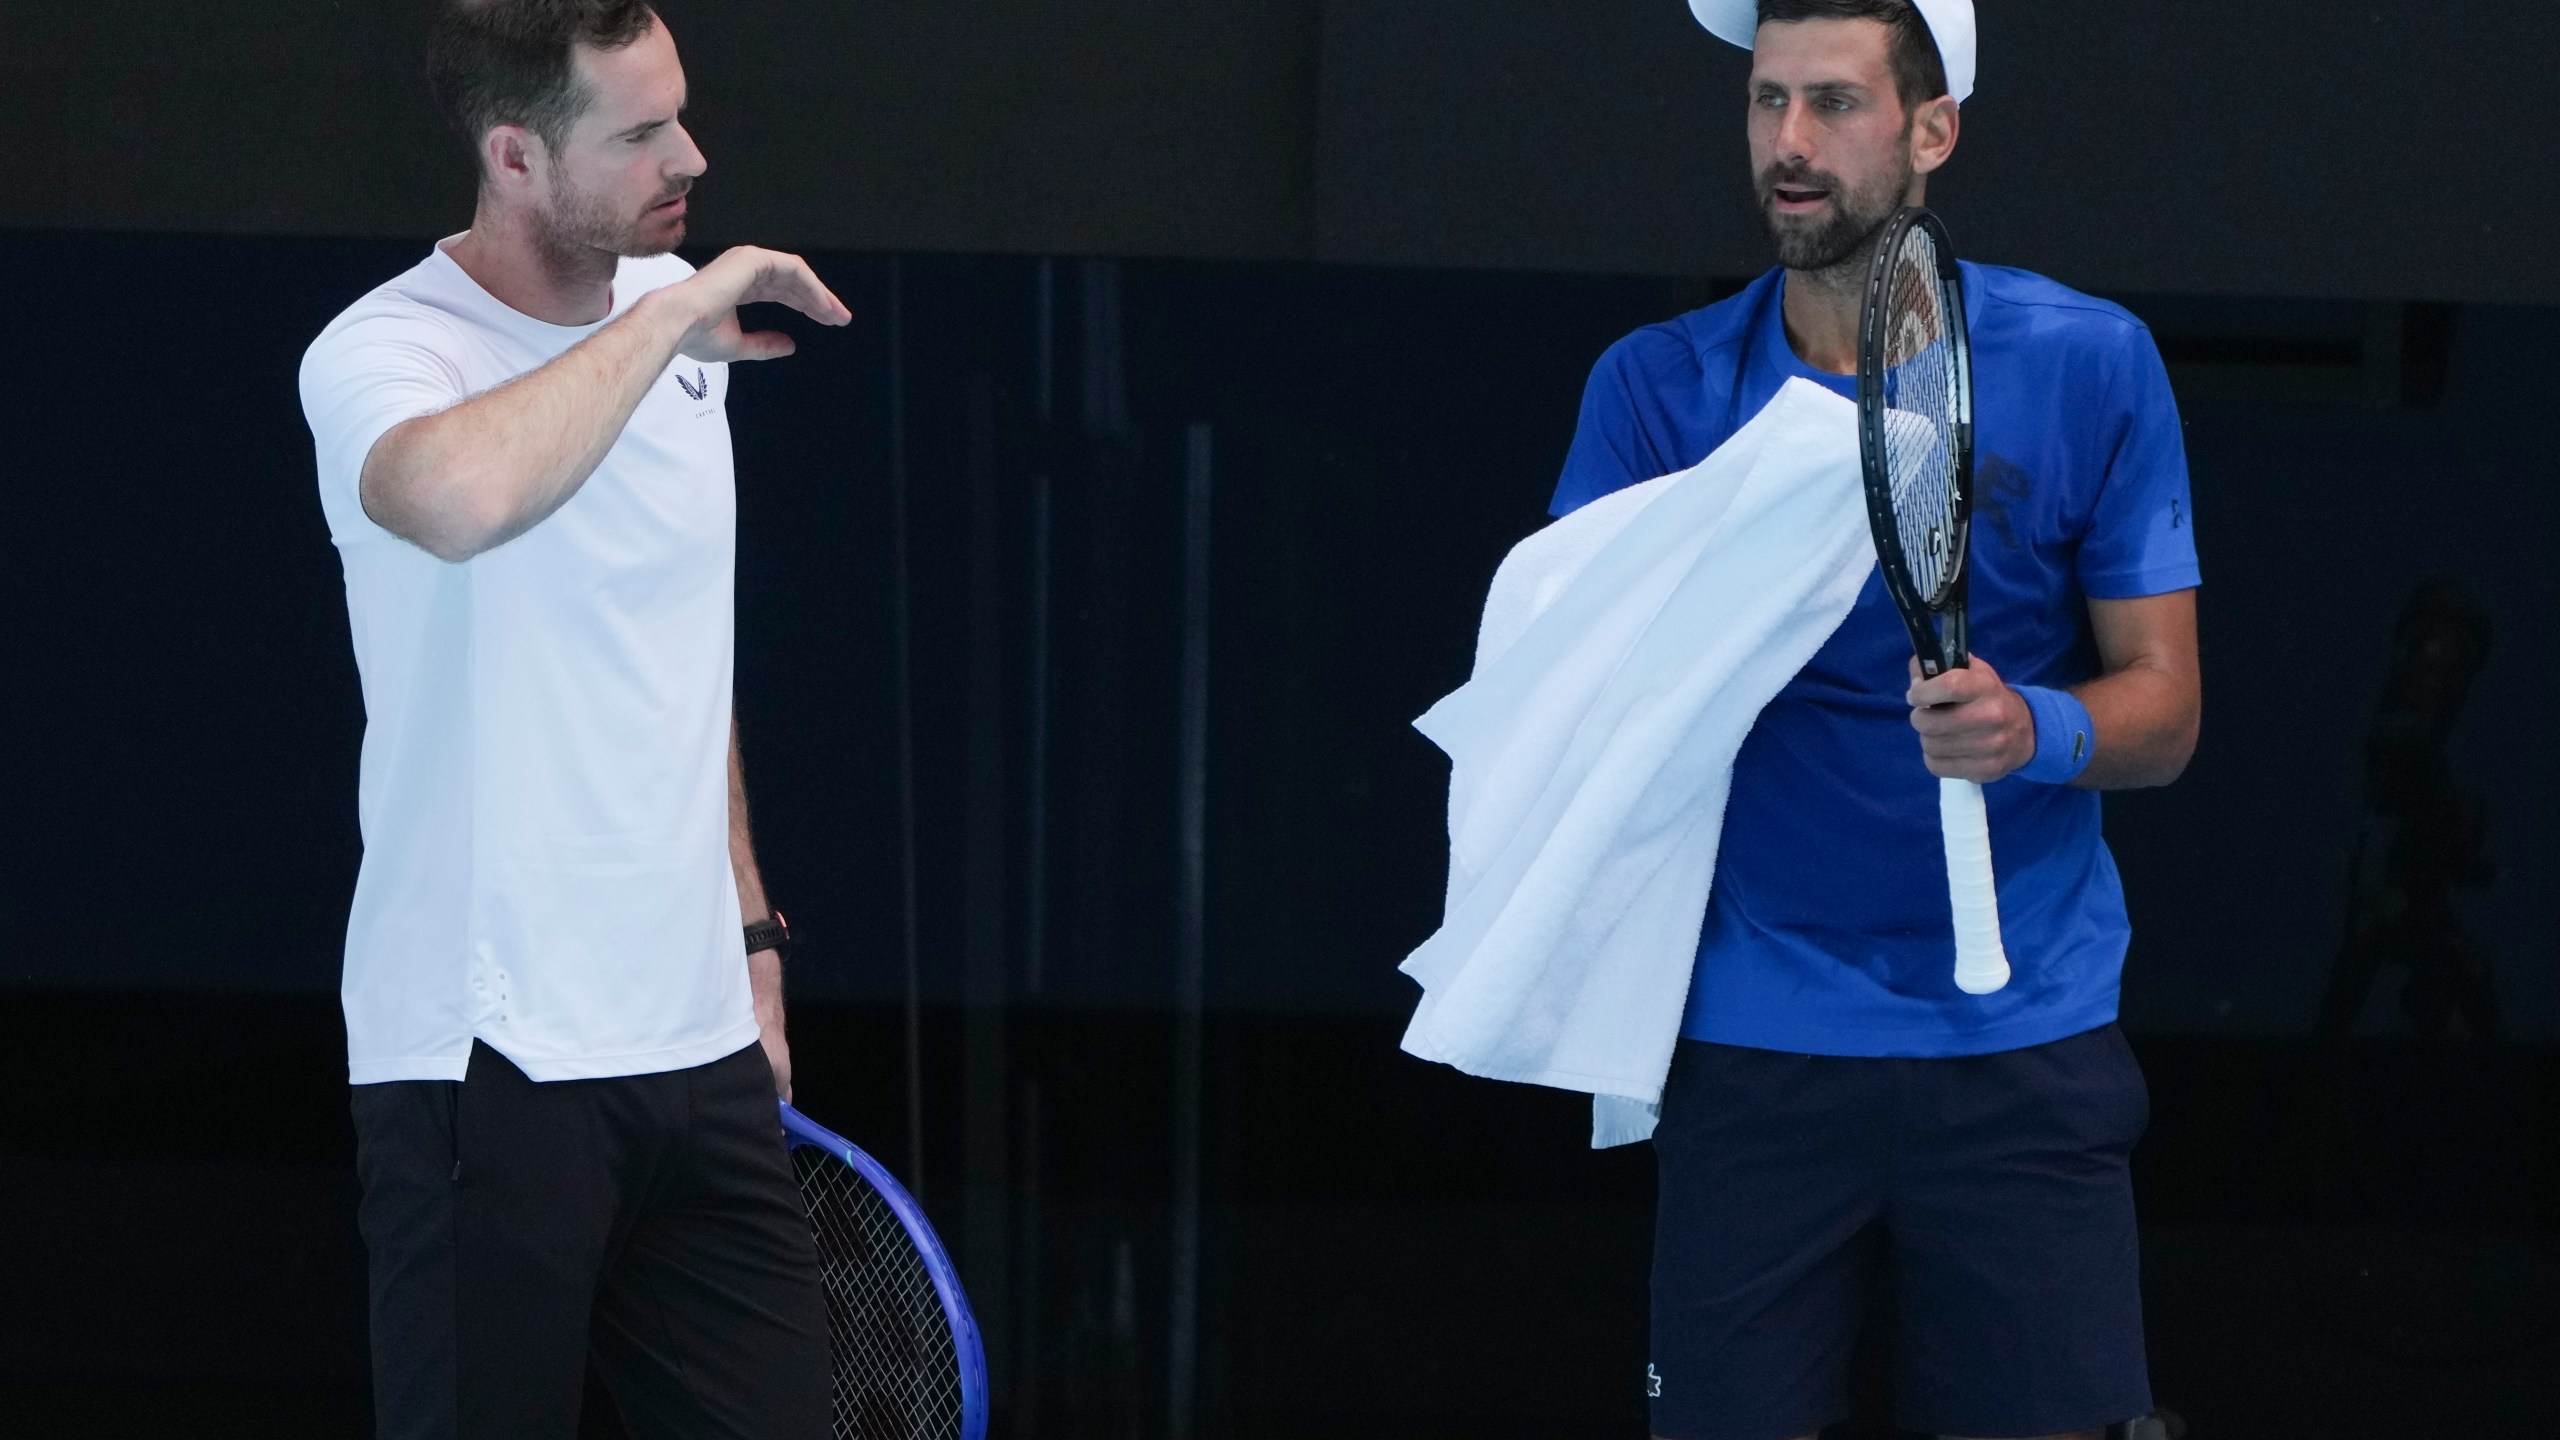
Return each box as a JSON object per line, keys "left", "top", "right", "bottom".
{"left": 1907, "top": 607, "right": 1970, "bottom": 678}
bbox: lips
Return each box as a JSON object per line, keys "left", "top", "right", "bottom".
{"left": 1771, "top": 185, "right": 1830, "bottom": 208}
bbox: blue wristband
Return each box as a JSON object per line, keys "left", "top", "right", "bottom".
{"left": 2013, "top": 684, "right": 2096, "bottom": 784}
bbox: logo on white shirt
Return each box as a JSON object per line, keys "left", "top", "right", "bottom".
{"left": 675, "top": 367, "right": 710, "bottom": 402}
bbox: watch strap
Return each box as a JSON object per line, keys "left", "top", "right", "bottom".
{"left": 744, "top": 909, "right": 792, "bottom": 957}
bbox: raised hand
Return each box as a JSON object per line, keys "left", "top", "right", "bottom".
{"left": 669, "top": 245, "right": 852, "bottom": 363}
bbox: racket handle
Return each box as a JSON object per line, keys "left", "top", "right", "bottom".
{"left": 1939, "top": 777, "right": 2011, "bottom": 995}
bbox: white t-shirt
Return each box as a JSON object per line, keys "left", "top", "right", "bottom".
{"left": 300, "top": 239, "right": 756, "bottom": 1084}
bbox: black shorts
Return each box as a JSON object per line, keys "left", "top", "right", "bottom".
{"left": 1648, "top": 1024, "right": 2151, "bottom": 1440}
{"left": 350, "top": 1040, "right": 830, "bottom": 1440}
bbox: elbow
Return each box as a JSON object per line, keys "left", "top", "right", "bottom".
{"left": 372, "top": 494, "right": 498, "bottom": 565}
{"left": 397, "top": 512, "right": 487, "bottom": 565}
{"left": 422, "top": 486, "right": 517, "bottom": 563}
{"left": 362, "top": 443, "right": 512, "bottom": 563}
{"left": 2130, "top": 666, "right": 2203, "bottom": 788}
{"left": 2156, "top": 736, "right": 2199, "bottom": 787}
{"left": 2149, "top": 706, "right": 2203, "bottom": 788}
{"left": 2090, "top": 702, "right": 2199, "bottom": 791}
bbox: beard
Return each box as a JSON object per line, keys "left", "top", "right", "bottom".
{"left": 531, "top": 169, "right": 689, "bottom": 271}
{"left": 1754, "top": 154, "right": 1912, "bottom": 276}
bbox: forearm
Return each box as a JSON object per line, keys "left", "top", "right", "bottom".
{"left": 1915, "top": 594, "right": 2199, "bottom": 791}
{"left": 728, "top": 718, "right": 783, "bottom": 1010}
{"left": 361, "top": 289, "right": 693, "bottom": 561}
{"left": 2068, "top": 658, "right": 2200, "bottom": 790}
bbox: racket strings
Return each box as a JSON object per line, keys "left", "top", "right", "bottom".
{"left": 1877, "top": 224, "right": 1963, "bottom": 608}
{"left": 792, "top": 1148, "right": 967, "bottom": 1440}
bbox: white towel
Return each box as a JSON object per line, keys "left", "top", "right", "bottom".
{"left": 1398, "top": 378, "right": 1875, "bottom": 1147}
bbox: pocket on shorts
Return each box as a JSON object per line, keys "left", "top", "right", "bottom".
{"left": 2095, "top": 1023, "right": 2152, "bottom": 1150}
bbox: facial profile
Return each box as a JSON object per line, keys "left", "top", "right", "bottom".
{"left": 520, "top": 17, "right": 703, "bottom": 266}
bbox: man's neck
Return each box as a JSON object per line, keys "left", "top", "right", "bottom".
{"left": 445, "top": 200, "right": 620, "bottom": 327}
{"left": 1778, "top": 259, "right": 1865, "bottom": 377}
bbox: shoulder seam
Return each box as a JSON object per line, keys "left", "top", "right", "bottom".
{"left": 2006, "top": 295, "right": 2151, "bottom": 330}
{"left": 321, "top": 297, "right": 475, "bottom": 352}
{"left": 1972, "top": 267, "right": 2150, "bottom": 330}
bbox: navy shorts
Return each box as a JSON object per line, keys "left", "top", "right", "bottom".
{"left": 1648, "top": 1024, "right": 2151, "bottom": 1440}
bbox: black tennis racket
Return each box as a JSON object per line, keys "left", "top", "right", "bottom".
{"left": 1856, "top": 206, "right": 2010, "bottom": 996}
{"left": 780, "top": 1102, "right": 990, "bottom": 1440}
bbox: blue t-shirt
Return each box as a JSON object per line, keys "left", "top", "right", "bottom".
{"left": 1551, "top": 264, "right": 2200, "bottom": 1058}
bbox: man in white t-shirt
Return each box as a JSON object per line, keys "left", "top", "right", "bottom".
{"left": 297, "top": 4, "right": 848, "bottom": 1434}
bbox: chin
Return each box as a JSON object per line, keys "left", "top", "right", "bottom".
{"left": 622, "top": 219, "right": 685, "bottom": 259}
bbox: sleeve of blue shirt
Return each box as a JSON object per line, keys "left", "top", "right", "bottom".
{"left": 2076, "top": 324, "right": 2203, "bottom": 599}
{"left": 1549, "top": 326, "right": 1697, "bottom": 519}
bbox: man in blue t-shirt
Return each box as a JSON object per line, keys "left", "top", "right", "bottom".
{"left": 1568, "top": 6, "right": 2201, "bottom": 1440}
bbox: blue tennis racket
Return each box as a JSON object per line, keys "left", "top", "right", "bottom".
{"left": 780, "top": 1102, "right": 990, "bottom": 1440}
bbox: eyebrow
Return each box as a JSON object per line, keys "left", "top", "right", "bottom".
{"left": 613, "top": 100, "right": 687, "bottom": 142}
{"left": 1756, "top": 78, "right": 1873, "bottom": 106}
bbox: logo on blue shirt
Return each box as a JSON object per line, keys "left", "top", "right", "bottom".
{"left": 1977, "top": 452, "right": 2033, "bottom": 551}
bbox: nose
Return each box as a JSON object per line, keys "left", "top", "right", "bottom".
{"left": 1771, "top": 97, "right": 1817, "bottom": 165}
{"left": 671, "top": 121, "right": 707, "bottom": 181}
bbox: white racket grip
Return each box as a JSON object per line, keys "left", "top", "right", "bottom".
{"left": 1939, "top": 776, "right": 2012, "bottom": 995}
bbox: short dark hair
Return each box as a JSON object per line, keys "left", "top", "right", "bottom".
{"left": 1757, "top": 0, "right": 1949, "bottom": 111}
{"left": 426, "top": 0, "right": 661, "bottom": 171}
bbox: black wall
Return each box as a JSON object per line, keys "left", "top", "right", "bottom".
{"left": 5, "top": 231, "right": 2554, "bottom": 1041}
{"left": 6, "top": 2, "right": 2556, "bottom": 301}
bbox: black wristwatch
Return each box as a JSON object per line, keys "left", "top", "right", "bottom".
{"left": 744, "top": 909, "right": 793, "bottom": 958}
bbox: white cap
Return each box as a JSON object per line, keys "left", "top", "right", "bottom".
{"left": 1688, "top": 0, "right": 1975, "bottom": 105}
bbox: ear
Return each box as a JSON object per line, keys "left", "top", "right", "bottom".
{"left": 480, "top": 124, "right": 545, "bottom": 194}
{"left": 1909, "top": 93, "right": 1960, "bottom": 176}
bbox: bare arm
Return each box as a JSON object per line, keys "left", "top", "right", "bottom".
{"left": 358, "top": 246, "right": 850, "bottom": 562}
{"left": 1907, "top": 589, "right": 2202, "bottom": 790}
{"left": 729, "top": 714, "right": 791, "bottom": 1100}
{"left": 361, "top": 299, "right": 686, "bottom": 560}
{"left": 2068, "top": 590, "right": 2202, "bottom": 789}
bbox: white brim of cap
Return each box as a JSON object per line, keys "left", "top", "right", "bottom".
{"left": 1687, "top": 0, "right": 1759, "bottom": 48}
{"left": 1684, "top": 0, "right": 1975, "bottom": 104}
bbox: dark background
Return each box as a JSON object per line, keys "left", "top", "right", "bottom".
{"left": 7, "top": 0, "right": 2560, "bottom": 300}
{"left": 4, "top": 2, "right": 2557, "bottom": 1437}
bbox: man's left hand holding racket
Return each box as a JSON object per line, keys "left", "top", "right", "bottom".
{"left": 1907, "top": 654, "right": 2037, "bottom": 782}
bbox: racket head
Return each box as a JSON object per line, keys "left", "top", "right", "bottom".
{"left": 1856, "top": 206, "right": 1976, "bottom": 675}
{"left": 780, "top": 1101, "right": 991, "bottom": 1440}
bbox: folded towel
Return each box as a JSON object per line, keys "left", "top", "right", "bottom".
{"left": 1399, "top": 378, "right": 1875, "bottom": 1146}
